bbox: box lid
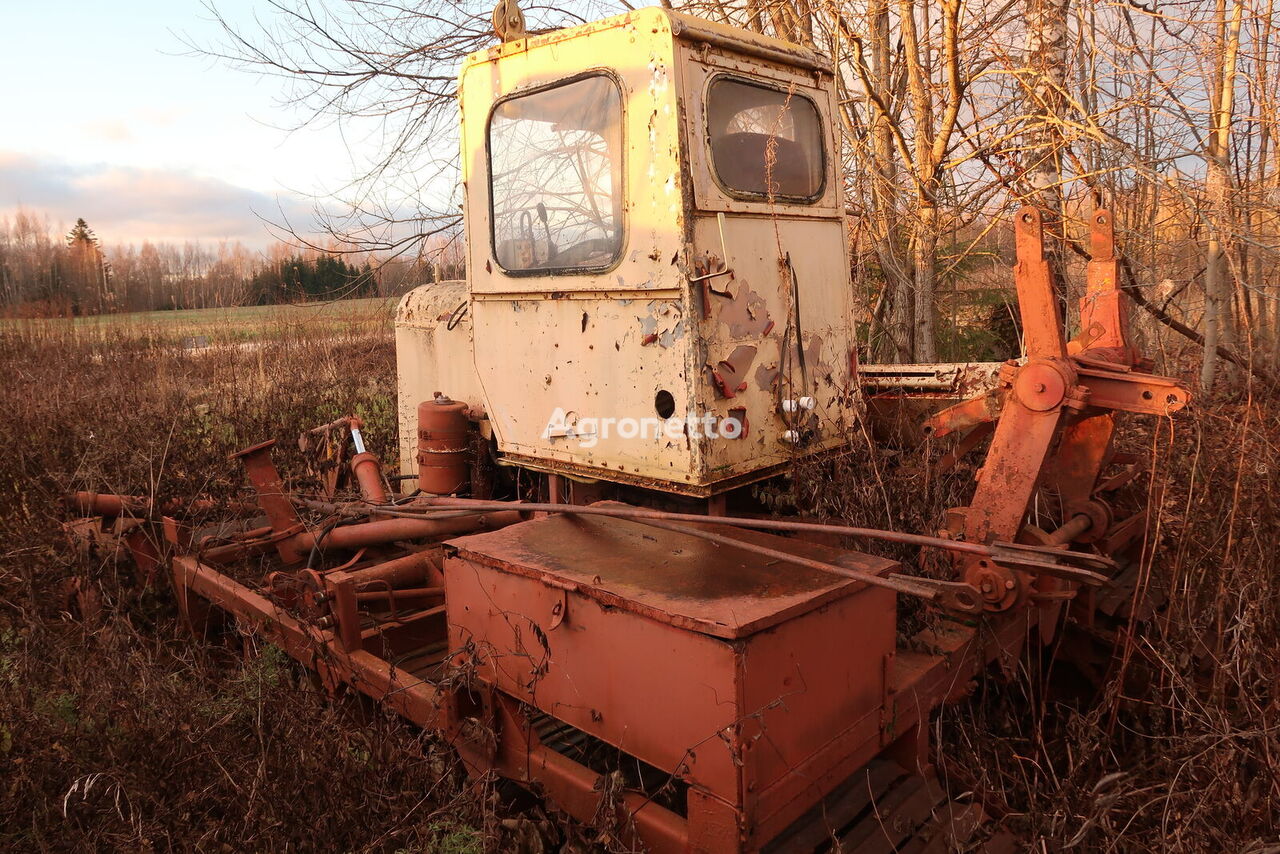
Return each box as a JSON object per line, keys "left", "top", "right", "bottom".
{"left": 446, "top": 508, "right": 898, "bottom": 639}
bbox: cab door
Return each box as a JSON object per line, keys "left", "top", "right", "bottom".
{"left": 680, "top": 47, "right": 857, "bottom": 477}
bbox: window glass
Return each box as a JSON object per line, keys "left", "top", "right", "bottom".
{"left": 707, "top": 78, "right": 824, "bottom": 201}
{"left": 489, "top": 75, "right": 624, "bottom": 273}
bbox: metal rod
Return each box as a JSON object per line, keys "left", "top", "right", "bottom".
{"left": 296, "top": 498, "right": 487, "bottom": 522}
{"left": 402, "top": 497, "right": 1111, "bottom": 582}
{"left": 355, "top": 586, "right": 444, "bottom": 602}
{"left": 1047, "top": 513, "right": 1093, "bottom": 546}
{"left": 403, "top": 496, "right": 1082, "bottom": 565}
{"left": 630, "top": 515, "right": 981, "bottom": 613}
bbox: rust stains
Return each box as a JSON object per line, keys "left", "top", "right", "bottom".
{"left": 754, "top": 362, "right": 779, "bottom": 392}
{"left": 726, "top": 407, "right": 749, "bottom": 439}
{"left": 716, "top": 281, "right": 773, "bottom": 338}
{"left": 709, "top": 345, "right": 757, "bottom": 399}
{"left": 638, "top": 301, "right": 685, "bottom": 348}
{"left": 802, "top": 334, "right": 826, "bottom": 372}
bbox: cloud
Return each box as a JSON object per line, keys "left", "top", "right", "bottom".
{"left": 0, "top": 151, "right": 321, "bottom": 247}
{"left": 81, "top": 120, "right": 136, "bottom": 143}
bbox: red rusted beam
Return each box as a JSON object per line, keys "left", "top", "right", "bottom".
{"left": 174, "top": 553, "right": 691, "bottom": 848}
{"left": 171, "top": 554, "right": 447, "bottom": 729}
{"left": 295, "top": 510, "right": 523, "bottom": 552}
{"left": 346, "top": 550, "right": 440, "bottom": 589}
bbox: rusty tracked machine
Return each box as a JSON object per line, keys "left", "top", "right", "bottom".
{"left": 65, "top": 8, "right": 1189, "bottom": 852}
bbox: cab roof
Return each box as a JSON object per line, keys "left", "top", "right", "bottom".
{"left": 460, "top": 7, "right": 832, "bottom": 78}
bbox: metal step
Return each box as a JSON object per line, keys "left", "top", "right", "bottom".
{"left": 763, "top": 760, "right": 1008, "bottom": 853}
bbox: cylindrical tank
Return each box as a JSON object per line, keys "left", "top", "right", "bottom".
{"left": 417, "top": 395, "right": 471, "bottom": 494}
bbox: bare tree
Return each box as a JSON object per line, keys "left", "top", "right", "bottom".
{"left": 184, "top": 0, "right": 1280, "bottom": 384}
{"left": 1200, "top": 0, "right": 1243, "bottom": 391}
{"left": 193, "top": 1, "right": 620, "bottom": 264}
{"left": 1021, "top": 0, "right": 1071, "bottom": 317}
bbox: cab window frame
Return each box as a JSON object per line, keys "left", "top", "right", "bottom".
{"left": 703, "top": 73, "right": 828, "bottom": 206}
{"left": 485, "top": 70, "right": 628, "bottom": 278}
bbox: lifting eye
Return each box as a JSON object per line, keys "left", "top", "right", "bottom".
{"left": 655, "top": 390, "right": 676, "bottom": 419}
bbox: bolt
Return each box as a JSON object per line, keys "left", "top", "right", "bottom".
{"left": 1033, "top": 382, "right": 1047, "bottom": 393}
{"left": 1005, "top": 580, "right": 1015, "bottom": 590}
{"left": 980, "top": 579, "right": 994, "bottom": 594}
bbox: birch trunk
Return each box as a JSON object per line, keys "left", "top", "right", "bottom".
{"left": 1023, "top": 0, "right": 1071, "bottom": 322}
{"left": 1201, "top": 0, "right": 1243, "bottom": 392}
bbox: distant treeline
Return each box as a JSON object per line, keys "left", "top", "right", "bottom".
{"left": 0, "top": 210, "right": 463, "bottom": 317}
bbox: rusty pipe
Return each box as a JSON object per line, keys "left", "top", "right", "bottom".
{"left": 346, "top": 550, "right": 440, "bottom": 589}
{"left": 306, "top": 414, "right": 363, "bottom": 436}
{"left": 63, "top": 492, "right": 150, "bottom": 516}
{"left": 231, "top": 439, "right": 306, "bottom": 565}
{"left": 296, "top": 510, "right": 523, "bottom": 552}
{"left": 350, "top": 452, "right": 389, "bottom": 505}
{"left": 63, "top": 492, "right": 250, "bottom": 519}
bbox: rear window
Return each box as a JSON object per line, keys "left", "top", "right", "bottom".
{"left": 707, "top": 77, "right": 824, "bottom": 201}
{"left": 488, "top": 74, "right": 624, "bottom": 274}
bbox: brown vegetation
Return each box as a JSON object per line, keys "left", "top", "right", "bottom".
{"left": 1, "top": 313, "right": 1276, "bottom": 850}
{"left": 0, "top": 322, "right": 496, "bottom": 851}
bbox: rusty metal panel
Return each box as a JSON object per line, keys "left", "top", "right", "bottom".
{"left": 469, "top": 294, "right": 700, "bottom": 486}
{"left": 447, "top": 512, "right": 892, "bottom": 637}
{"left": 448, "top": 559, "right": 744, "bottom": 795}
{"left": 692, "top": 215, "right": 858, "bottom": 478}
{"left": 445, "top": 513, "right": 897, "bottom": 814}
{"left": 737, "top": 589, "right": 895, "bottom": 841}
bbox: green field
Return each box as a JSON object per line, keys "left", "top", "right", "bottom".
{"left": 0, "top": 296, "right": 399, "bottom": 343}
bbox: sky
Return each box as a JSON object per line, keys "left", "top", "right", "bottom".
{"left": 0, "top": 0, "right": 367, "bottom": 248}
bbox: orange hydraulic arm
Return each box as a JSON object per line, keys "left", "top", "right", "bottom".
{"left": 926, "top": 207, "right": 1189, "bottom": 614}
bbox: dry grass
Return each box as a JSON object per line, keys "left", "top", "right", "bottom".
{"left": 0, "top": 317, "right": 1277, "bottom": 852}
{"left": 764, "top": 345, "right": 1280, "bottom": 851}
{"left": 0, "top": 320, "right": 501, "bottom": 852}
{"left": 930, "top": 386, "right": 1280, "bottom": 852}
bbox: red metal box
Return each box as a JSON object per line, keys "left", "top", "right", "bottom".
{"left": 444, "top": 510, "right": 898, "bottom": 842}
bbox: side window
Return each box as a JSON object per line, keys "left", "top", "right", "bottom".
{"left": 707, "top": 77, "right": 824, "bottom": 202}
{"left": 488, "top": 75, "right": 624, "bottom": 274}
